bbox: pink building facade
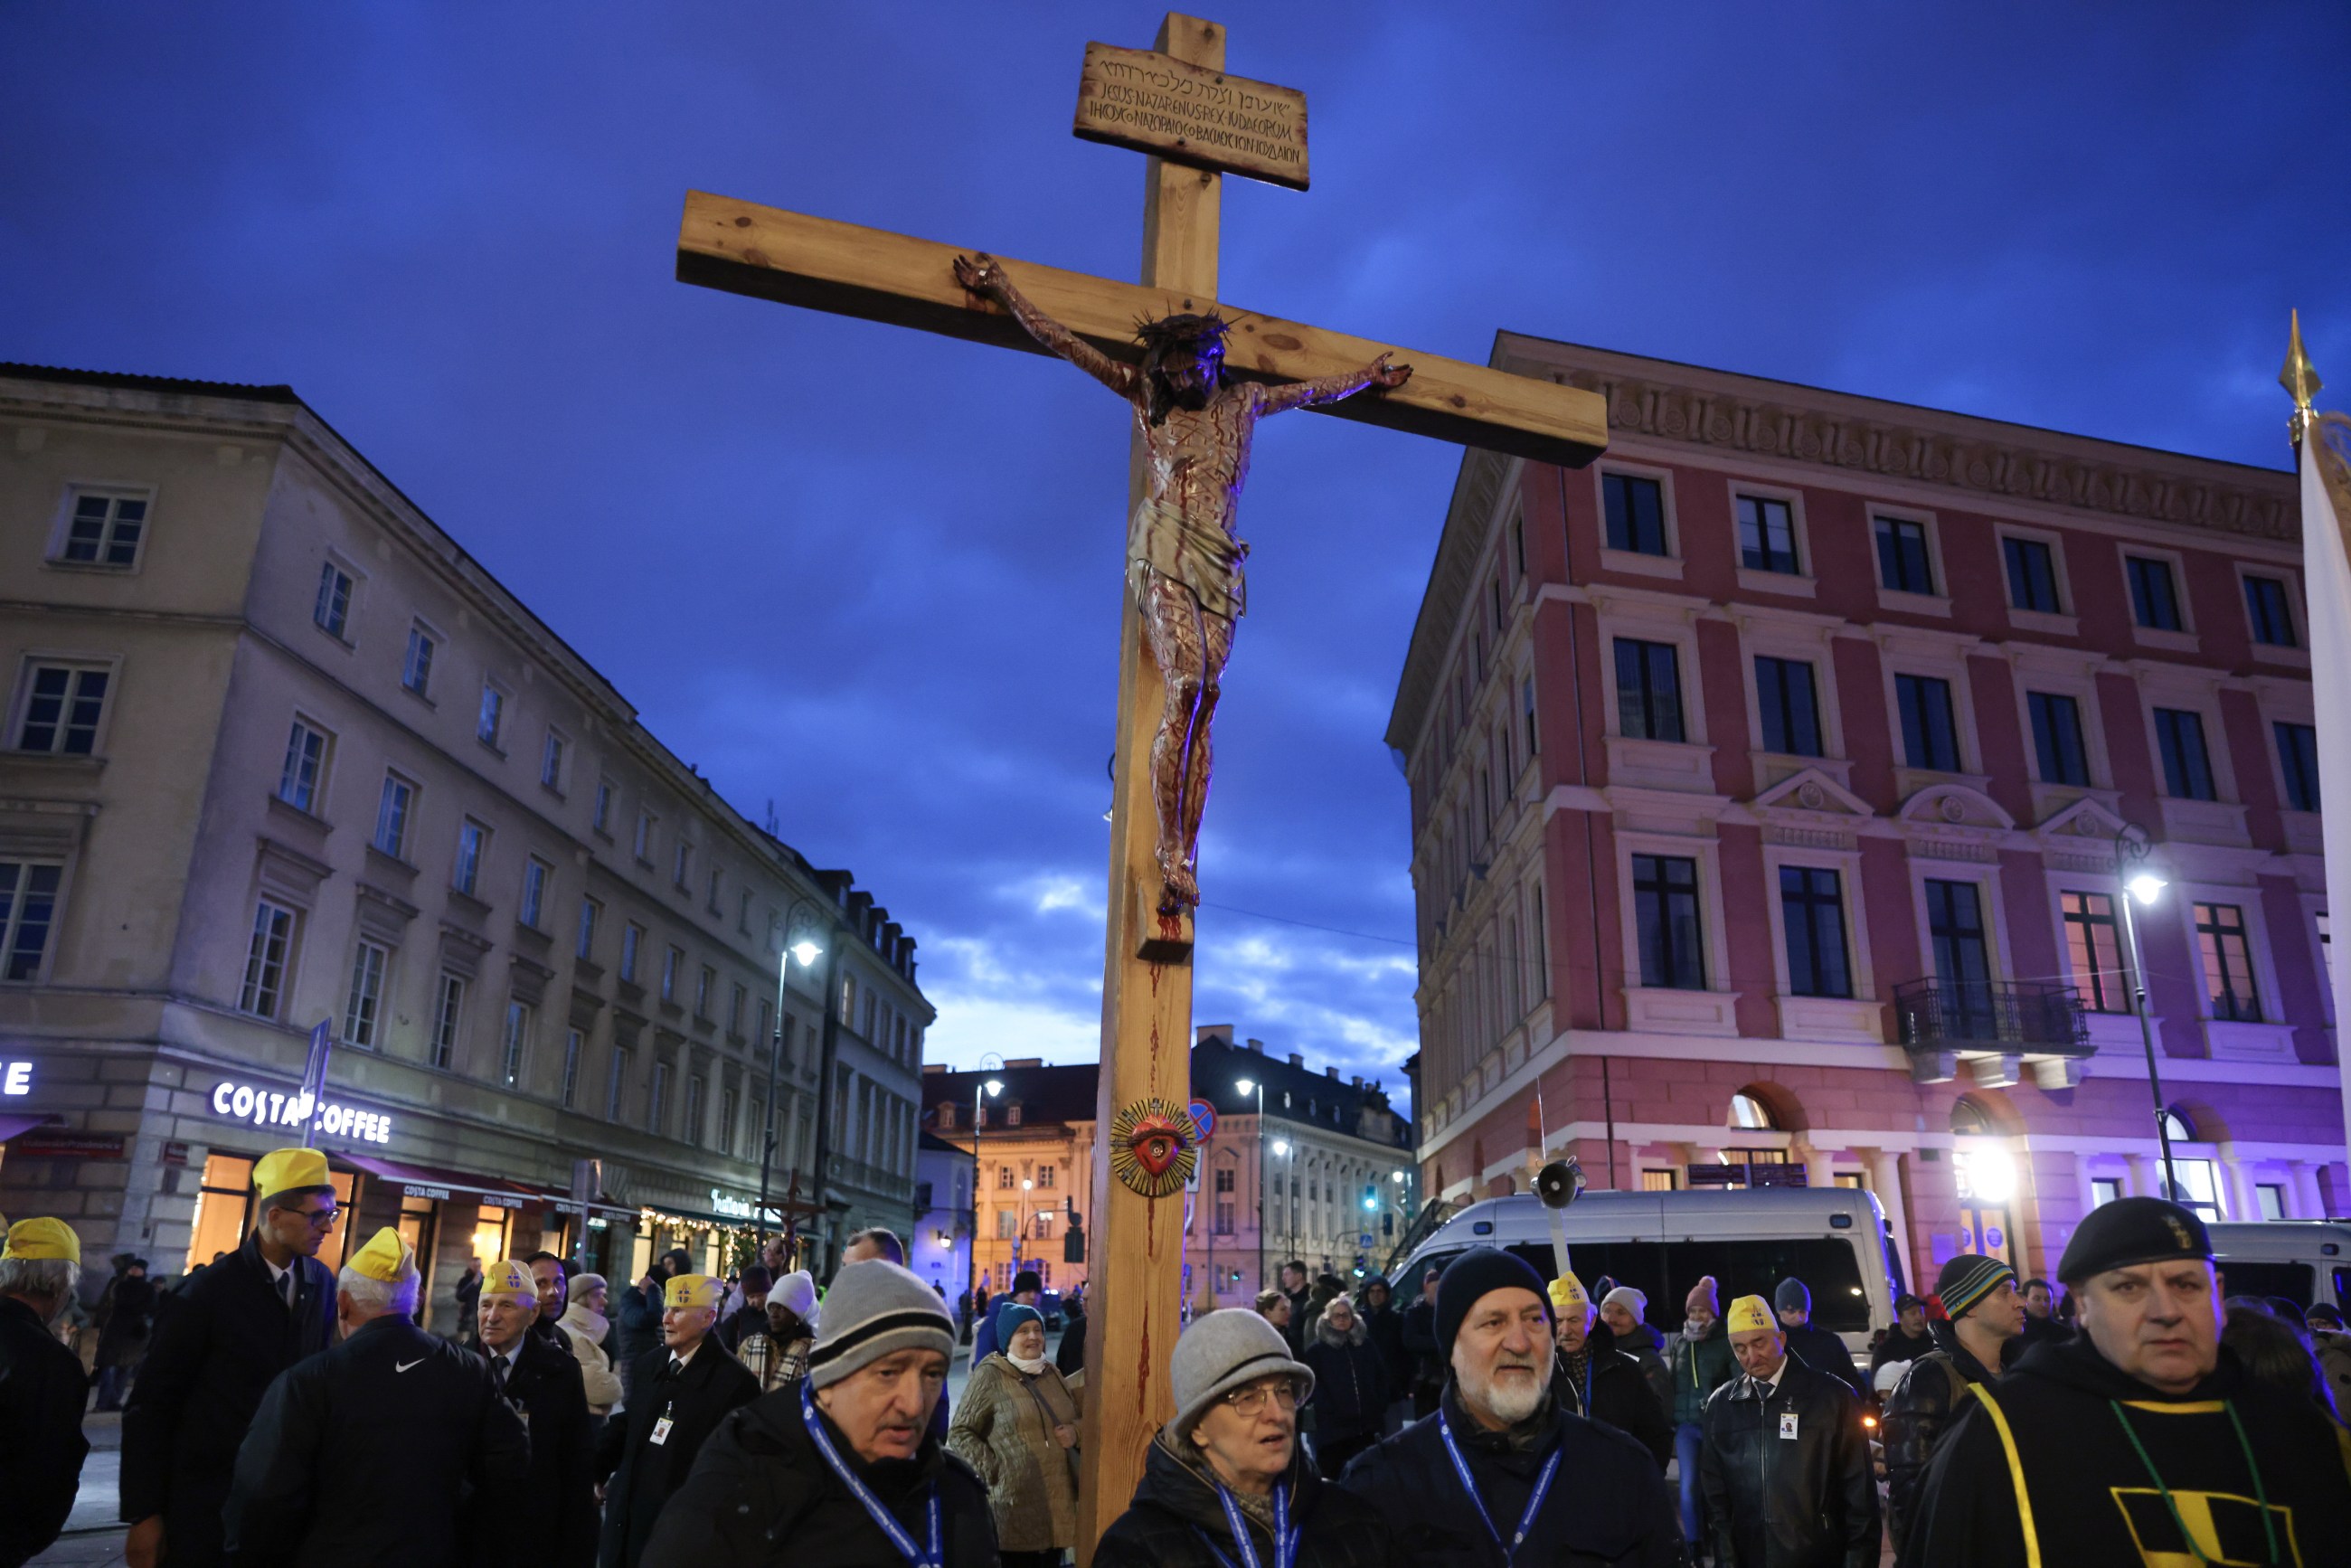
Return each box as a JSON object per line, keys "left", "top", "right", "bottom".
{"left": 1387, "top": 337, "right": 2347, "bottom": 1290}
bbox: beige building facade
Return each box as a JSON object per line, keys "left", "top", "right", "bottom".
{"left": 0, "top": 364, "right": 932, "bottom": 1323}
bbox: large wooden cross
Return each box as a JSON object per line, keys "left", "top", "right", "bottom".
{"left": 675, "top": 14, "right": 1604, "bottom": 1554}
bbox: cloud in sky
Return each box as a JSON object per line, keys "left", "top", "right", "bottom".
{"left": 4, "top": 3, "right": 2346, "bottom": 1115}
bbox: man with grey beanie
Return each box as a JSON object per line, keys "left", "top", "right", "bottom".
{"left": 1095, "top": 1308, "right": 1393, "bottom": 1566}
{"left": 641, "top": 1260, "right": 999, "bottom": 1567}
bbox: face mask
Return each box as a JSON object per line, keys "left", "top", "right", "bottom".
{"left": 1007, "top": 1353, "right": 1047, "bottom": 1375}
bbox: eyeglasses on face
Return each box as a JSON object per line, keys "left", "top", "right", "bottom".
{"left": 296, "top": 1206, "right": 339, "bottom": 1229}
{"left": 1223, "top": 1379, "right": 1305, "bottom": 1416}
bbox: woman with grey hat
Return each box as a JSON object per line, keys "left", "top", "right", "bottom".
{"left": 1094, "top": 1308, "right": 1393, "bottom": 1567}
{"left": 949, "top": 1299, "right": 1081, "bottom": 1565}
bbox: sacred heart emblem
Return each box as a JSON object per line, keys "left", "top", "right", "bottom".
{"left": 1109, "top": 1097, "right": 1200, "bottom": 1199}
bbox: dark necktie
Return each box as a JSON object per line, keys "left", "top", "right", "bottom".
{"left": 492, "top": 1354, "right": 510, "bottom": 1392}
{"left": 662, "top": 1355, "right": 685, "bottom": 1381}
{"left": 279, "top": 1270, "right": 296, "bottom": 1312}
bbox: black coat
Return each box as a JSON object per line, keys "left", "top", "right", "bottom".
{"left": 1398, "top": 1297, "right": 1442, "bottom": 1395}
{"left": 1909, "top": 1335, "right": 2351, "bottom": 1567}
{"left": 1359, "top": 1297, "right": 1408, "bottom": 1393}
{"left": 1337, "top": 1382, "right": 1686, "bottom": 1566}
{"left": 222, "top": 1313, "right": 530, "bottom": 1568}
{"left": 0, "top": 1294, "right": 90, "bottom": 1568}
{"left": 1302, "top": 1326, "right": 1392, "bottom": 1444}
{"left": 1877, "top": 1331, "right": 1998, "bottom": 1568}
{"left": 1054, "top": 1310, "right": 1087, "bottom": 1377}
{"left": 1553, "top": 1333, "right": 1675, "bottom": 1472}
{"left": 1867, "top": 1324, "right": 1936, "bottom": 1374}
{"left": 121, "top": 1231, "right": 335, "bottom": 1567}
{"left": 640, "top": 1384, "right": 998, "bottom": 1568}
{"left": 493, "top": 1327, "right": 599, "bottom": 1568}
{"left": 1781, "top": 1323, "right": 1865, "bottom": 1397}
{"left": 1096, "top": 1429, "right": 1393, "bottom": 1568}
{"left": 1697, "top": 1357, "right": 1878, "bottom": 1568}
{"left": 595, "top": 1339, "right": 760, "bottom": 1568}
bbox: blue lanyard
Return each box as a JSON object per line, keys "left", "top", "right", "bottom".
{"left": 1438, "top": 1411, "right": 1561, "bottom": 1566}
{"left": 1192, "top": 1482, "right": 1295, "bottom": 1568}
{"left": 799, "top": 1384, "right": 943, "bottom": 1567}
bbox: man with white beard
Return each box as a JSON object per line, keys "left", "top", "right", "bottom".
{"left": 1339, "top": 1246, "right": 1685, "bottom": 1564}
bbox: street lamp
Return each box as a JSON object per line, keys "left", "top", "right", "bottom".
{"left": 2114, "top": 823, "right": 2182, "bottom": 1206}
{"left": 968, "top": 1063, "right": 1003, "bottom": 1324}
{"left": 758, "top": 932, "right": 824, "bottom": 1258}
{"left": 1238, "top": 1077, "right": 1267, "bottom": 1292}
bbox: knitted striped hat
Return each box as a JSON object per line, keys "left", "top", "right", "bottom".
{"left": 807, "top": 1260, "right": 955, "bottom": 1390}
{"left": 1936, "top": 1252, "right": 2016, "bottom": 1321}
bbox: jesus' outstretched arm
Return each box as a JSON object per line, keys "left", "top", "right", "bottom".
{"left": 1256, "top": 352, "right": 1412, "bottom": 415}
{"left": 954, "top": 253, "right": 1138, "bottom": 399}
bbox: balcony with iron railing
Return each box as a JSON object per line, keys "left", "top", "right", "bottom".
{"left": 1892, "top": 978, "right": 2091, "bottom": 1089}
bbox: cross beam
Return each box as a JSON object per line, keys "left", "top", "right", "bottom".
{"left": 676, "top": 192, "right": 1610, "bottom": 468}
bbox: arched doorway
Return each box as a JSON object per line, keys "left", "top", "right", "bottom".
{"left": 1706, "top": 1089, "right": 1797, "bottom": 1187}
{"left": 1950, "top": 1097, "right": 2019, "bottom": 1270}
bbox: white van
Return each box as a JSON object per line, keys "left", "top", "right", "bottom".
{"left": 1393, "top": 1186, "right": 1904, "bottom": 1355}
{"left": 2209, "top": 1221, "right": 2351, "bottom": 1310}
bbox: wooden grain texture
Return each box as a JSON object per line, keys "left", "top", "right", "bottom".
{"left": 675, "top": 194, "right": 1610, "bottom": 468}
{"left": 1073, "top": 18, "right": 1219, "bottom": 1557}
{"left": 1072, "top": 39, "right": 1309, "bottom": 190}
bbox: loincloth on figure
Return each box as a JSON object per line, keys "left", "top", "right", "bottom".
{"left": 1128, "top": 496, "right": 1248, "bottom": 621}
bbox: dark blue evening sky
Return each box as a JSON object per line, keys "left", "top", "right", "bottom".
{"left": 5, "top": 5, "right": 2346, "bottom": 1107}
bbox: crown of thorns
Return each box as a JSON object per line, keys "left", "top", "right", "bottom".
{"left": 1134, "top": 312, "right": 1231, "bottom": 354}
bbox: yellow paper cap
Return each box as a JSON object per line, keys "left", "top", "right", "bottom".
{"left": 347, "top": 1227, "right": 416, "bottom": 1284}
{"left": 253, "top": 1147, "right": 331, "bottom": 1196}
{"left": 3, "top": 1216, "right": 80, "bottom": 1263}
{"left": 1726, "top": 1294, "right": 1777, "bottom": 1335}
{"left": 481, "top": 1260, "right": 537, "bottom": 1302}
{"left": 665, "top": 1273, "right": 722, "bottom": 1309}
{"left": 1547, "top": 1271, "right": 1590, "bottom": 1317}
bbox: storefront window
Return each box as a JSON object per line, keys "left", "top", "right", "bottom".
{"left": 472, "top": 1201, "right": 511, "bottom": 1266}
{"left": 187, "top": 1152, "right": 256, "bottom": 1271}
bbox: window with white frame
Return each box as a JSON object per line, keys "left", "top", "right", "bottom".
{"left": 592, "top": 779, "right": 615, "bottom": 836}
{"left": 2276, "top": 721, "right": 2320, "bottom": 812}
{"left": 696, "top": 964, "right": 714, "bottom": 1017}
{"left": 1736, "top": 494, "right": 1799, "bottom": 575}
{"left": 2091, "top": 1176, "right": 2123, "bottom": 1208}
{"left": 373, "top": 772, "right": 415, "bottom": 859}
{"left": 0, "top": 861, "right": 64, "bottom": 981}
{"left": 239, "top": 899, "right": 298, "bottom": 1018}
{"left": 1631, "top": 854, "right": 1704, "bottom": 989}
{"left": 647, "top": 1060, "right": 671, "bottom": 1135}
{"left": 2126, "top": 555, "right": 2185, "bottom": 631}
{"left": 1614, "top": 638, "right": 1685, "bottom": 741}
{"left": 2026, "top": 692, "right": 2091, "bottom": 786}
{"left": 707, "top": 866, "right": 722, "bottom": 913}
{"left": 477, "top": 684, "right": 505, "bottom": 749}
{"left": 673, "top": 839, "right": 692, "bottom": 889}
{"left": 1779, "top": 866, "right": 1851, "bottom": 998}
{"left": 1895, "top": 674, "right": 1962, "bottom": 771}
{"left": 401, "top": 624, "right": 436, "bottom": 697}
{"left": 685, "top": 1075, "right": 705, "bottom": 1141}
{"left": 620, "top": 921, "right": 642, "bottom": 982}
{"left": 1874, "top": 515, "right": 1936, "bottom": 595}
{"left": 577, "top": 897, "right": 600, "bottom": 960}
{"left": 519, "top": 856, "right": 550, "bottom": 929}
{"left": 277, "top": 718, "right": 330, "bottom": 813}
{"left": 314, "top": 561, "right": 354, "bottom": 638}
{"left": 662, "top": 945, "right": 681, "bottom": 1002}
{"left": 2060, "top": 892, "right": 2129, "bottom": 1014}
{"left": 1601, "top": 472, "right": 1670, "bottom": 556}
{"left": 560, "top": 1029, "right": 583, "bottom": 1109}
{"left": 53, "top": 489, "right": 148, "bottom": 568}
{"left": 2154, "top": 708, "right": 2216, "bottom": 801}
{"left": 499, "top": 1000, "right": 532, "bottom": 1086}
{"left": 14, "top": 663, "right": 110, "bottom": 755}
{"left": 344, "top": 940, "right": 387, "bottom": 1047}
{"left": 1755, "top": 656, "right": 1823, "bottom": 757}
{"left": 2002, "top": 534, "right": 2063, "bottom": 614}
{"left": 430, "top": 973, "right": 466, "bottom": 1068}
{"left": 454, "top": 819, "right": 488, "bottom": 898}
{"left": 634, "top": 810, "right": 655, "bottom": 862}
{"left": 2194, "top": 902, "right": 2262, "bottom": 1022}
{"left": 2243, "top": 574, "right": 2299, "bottom": 648}
{"left": 2258, "top": 1182, "right": 2288, "bottom": 1221}
{"left": 540, "top": 730, "right": 566, "bottom": 792}
{"left": 730, "top": 982, "right": 746, "bottom": 1034}
{"left": 606, "top": 1045, "right": 631, "bottom": 1120}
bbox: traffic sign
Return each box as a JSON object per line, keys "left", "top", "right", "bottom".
{"left": 1187, "top": 1099, "right": 1216, "bottom": 1143}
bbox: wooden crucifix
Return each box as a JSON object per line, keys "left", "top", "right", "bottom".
{"left": 674, "top": 14, "right": 1605, "bottom": 1553}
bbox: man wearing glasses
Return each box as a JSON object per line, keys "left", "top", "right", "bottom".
{"left": 124, "top": 1148, "right": 340, "bottom": 1568}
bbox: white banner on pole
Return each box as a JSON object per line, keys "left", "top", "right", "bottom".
{"left": 2297, "top": 408, "right": 2351, "bottom": 1174}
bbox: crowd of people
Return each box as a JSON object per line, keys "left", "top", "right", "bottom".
{"left": 6, "top": 1151, "right": 2351, "bottom": 1566}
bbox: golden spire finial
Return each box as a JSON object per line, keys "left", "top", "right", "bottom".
{"left": 2282, "top": 309, "right": 2322, "bottom": 443}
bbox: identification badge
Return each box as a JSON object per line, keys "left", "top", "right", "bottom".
{"left": 650, "top": 1416, "right": 674, "bottom": 1446}
{"left": 1779, "top": 1412, "right": 1799, "bottom": 1440}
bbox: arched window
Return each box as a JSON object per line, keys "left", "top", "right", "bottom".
{"left": 2161, "top": 1108, "right": 2196, "bottom": 1144}
{"left": 1728, "top": 1092, "right": 1777, "bottom": 1130}
{"left": 1950, "top": 1099, "right": 1994, "bottom": 1138}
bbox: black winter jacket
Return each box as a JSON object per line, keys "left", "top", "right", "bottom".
{"left": 0, "top": 1294, "right": 90, "bottom": 1568}
{"left": 1338, "top": 1382, "right": 1686, "bottom": 1567}
{"left": 121, "top": 1231, "right": 335, "bottom": 1567}
{"left": 1781, "top": 1323, "right": 1865, "bottom": 1397}
{"left": 491, "top": 1327, "right": 599, "bottom": 1568}
{"left": 639, "top": 1384, "right": 999, "bottom": 1568}
{"left": 1553, "top": 1328, "right": 1674, "bottom": 1471}
{"left": 597, "top": 1340, "right": 761, "bottom": 1568}
{"left": 1398, "top": 1297, "right": 1442, "bottom": 1398}
{"left": 1876, "top": 1326, "right": 2000, "bottom": 1566}
{"left": 1697, "top": 1356, "right": 1878, "bottom": 1568}
{"left": 1867, "top": 1324, "right": 1936, "bottom": 1374}
{"left": 1909, "top": 1334, "right": 2351, "bottom": 1567}
{"left": 222, "top": 1313, "right": 529, "bottom": 1568}
{"left": 1096, "top": 1428, "right": 1393, "bottom": 1568}
{"left": 1302, "top": 1323, "right": 1391, "bottom": 1445}
{"left": 1359, "top": 1291, "right": 1408, "bottom": 1392}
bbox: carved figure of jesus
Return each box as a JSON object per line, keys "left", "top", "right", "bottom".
{"left": 955, "top": 253, "right": 1412, "bottom": 911}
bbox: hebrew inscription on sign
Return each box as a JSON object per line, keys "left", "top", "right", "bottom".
{"left": 1073, "top": 42, "right": 1309, "bottom": 190}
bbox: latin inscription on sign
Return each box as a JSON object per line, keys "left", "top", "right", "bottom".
{"left": 1072, "top": 43, "right": 1309, "bottom": 191}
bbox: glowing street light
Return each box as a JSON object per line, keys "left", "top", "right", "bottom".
{"left": 791, "top": 939, "right": 823, "bottom": 968}
{"left": 2115, "top": 823, "right": 2181, "bottom": 1203}
{"left": 2126, "top": 872, "right": 2167, "bottom": 906}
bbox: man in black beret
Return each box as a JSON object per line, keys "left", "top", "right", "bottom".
{"left": 1338, "top": 1247, "right": 1684, "bottom": 1564}
{"left": 1907, "top": 1197, "right": 2351, "bottom": 1565}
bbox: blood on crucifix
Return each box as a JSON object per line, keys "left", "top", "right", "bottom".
{"left": 954, "top": 251, "right": 1411, "bottom": 911}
